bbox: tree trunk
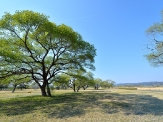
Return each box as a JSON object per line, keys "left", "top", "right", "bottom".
{"left": 47, "top": 84, "right": 52, "bottom": 97}
{"left": 94, "top": 86, "right": 96, "bottom": 89}
{"left": 40, "top": 87, "right": 47, "bottom": 96}
{"left": 95, "top": 84, "right": 99, "bottom": 90}
{"left": 12, "top": 84, "right": 17, "bottom": 93}
{"left": 83, "top": 85, "right": 88, "bottom": 90}
{"left": 73, "top": 83, "right": 76, "bottom": 92}
{"left": 77, "top": 86, "right": 80, "bottom": 92}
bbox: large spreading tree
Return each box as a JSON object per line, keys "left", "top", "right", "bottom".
{"left": 0, "top": 10, "right": 96, "bottom": 96}
{"left": 145, "top": 10, "right": 163, "bottom": 67}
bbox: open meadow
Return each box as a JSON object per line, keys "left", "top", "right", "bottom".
{"left": 0, "top": 88, "right": 163, "bottom": 122}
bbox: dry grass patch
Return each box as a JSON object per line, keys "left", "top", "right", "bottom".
{"left": 137, "top": 87, "right": 163, "bottom": 91}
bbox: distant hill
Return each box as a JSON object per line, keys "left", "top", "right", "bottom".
{"left": 116, "top": 81, "right": 163, "bottom": 87}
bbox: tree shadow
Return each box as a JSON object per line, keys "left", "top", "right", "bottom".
{"left": 94, "top": 92, "right": 163, "bottom": 115}
{"left": 0, "top": 91, "right": 163, "bottom": 118}
{"left": 0, "top": 93, "right": 85, "bottom": 118}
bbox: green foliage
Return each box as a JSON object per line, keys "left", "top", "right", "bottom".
{"left": 53, "top": 74, "right": 71, "bottom": 89}
{"left": 145, "top": 10, "right": 163, "bottom": 67}
{"left": 92, "top": 78, "right": 115, "bottom": 89}
{"left": 0, "top": 74, "right": 31, "bottom": 86}
{"left": 100, "top": 80, "right": 110, "bottom": 88}
{"left": 100, "top": 79, "right": 115, "bottom": 89}
{"left": 73, "top": 70, "right": 94, "bottom": 85}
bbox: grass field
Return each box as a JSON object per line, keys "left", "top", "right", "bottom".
{"left": 0, "top": 88, "right": 163, "bottom": 122}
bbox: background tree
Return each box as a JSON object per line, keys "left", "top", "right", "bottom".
{"left": 109, "top": 80, "right": 115, "bottom": 88}
{"left": 0, "top": 10, "right": 96, "bottom": 96}
{"left": 94, "top": 78, "right": 102, "bottom": 90}
{"left": 17, "top": 82, "right": 29, "bottom": 90}
{"left": 145, "top": 10, "right": 163, "bottom": 67}
{"left": 1, "top": 74, "right": 31, "bottom": 93}
{"left": 30, "top": 82, "right": 39, "bottom": 90}
{"left": 100, "top": 80, "right": 110, "bottom": 88}
{"left": 53, "top": 74, "right": 70, "bottom": 90}
{"left": 69, "top": 70, "right": 94, "bottom": 92}
{"left": 100, "top": 79, "right": 115, "bottom": 89}
{"left": 82, "top": 71, "right": 95, "bottom": 90}
{"left": 0, "top": 81, "right": 8, "bottom": 91}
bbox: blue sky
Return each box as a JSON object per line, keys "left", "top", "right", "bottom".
{"left": 1, "top": 0, "right": 163, "bottom": 83}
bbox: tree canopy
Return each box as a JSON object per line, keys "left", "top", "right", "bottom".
{"left": 145, "top": 10, "right": 163, "bottom": 67}
{"left": 0, "top": 10, "right": 96, "bottom": 96}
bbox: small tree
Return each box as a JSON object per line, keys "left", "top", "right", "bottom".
{"left": 109, "top": 80, "right": 115, "bottom": 88}
{"left": 94, "top": 78, "right": 102, "bottom": 90}
{"left": 100, "top": 80, "right": 109, "bottom": 88}
{"left": 101, "top": 79, "right": 115, "bottom": 88}
{"left": 68, "top": 70, "right": 94, "bottom": 92}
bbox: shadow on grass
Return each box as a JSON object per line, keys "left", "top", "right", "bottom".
{"left": 0, "top": 91, "right": 163, "bottom": 118}
{"left": 99, "top": 93, "right": 163, "bottom": 115}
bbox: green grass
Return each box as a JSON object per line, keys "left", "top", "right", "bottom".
{"left": 0, "top": 89, "right": 163, "bottom": 122}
